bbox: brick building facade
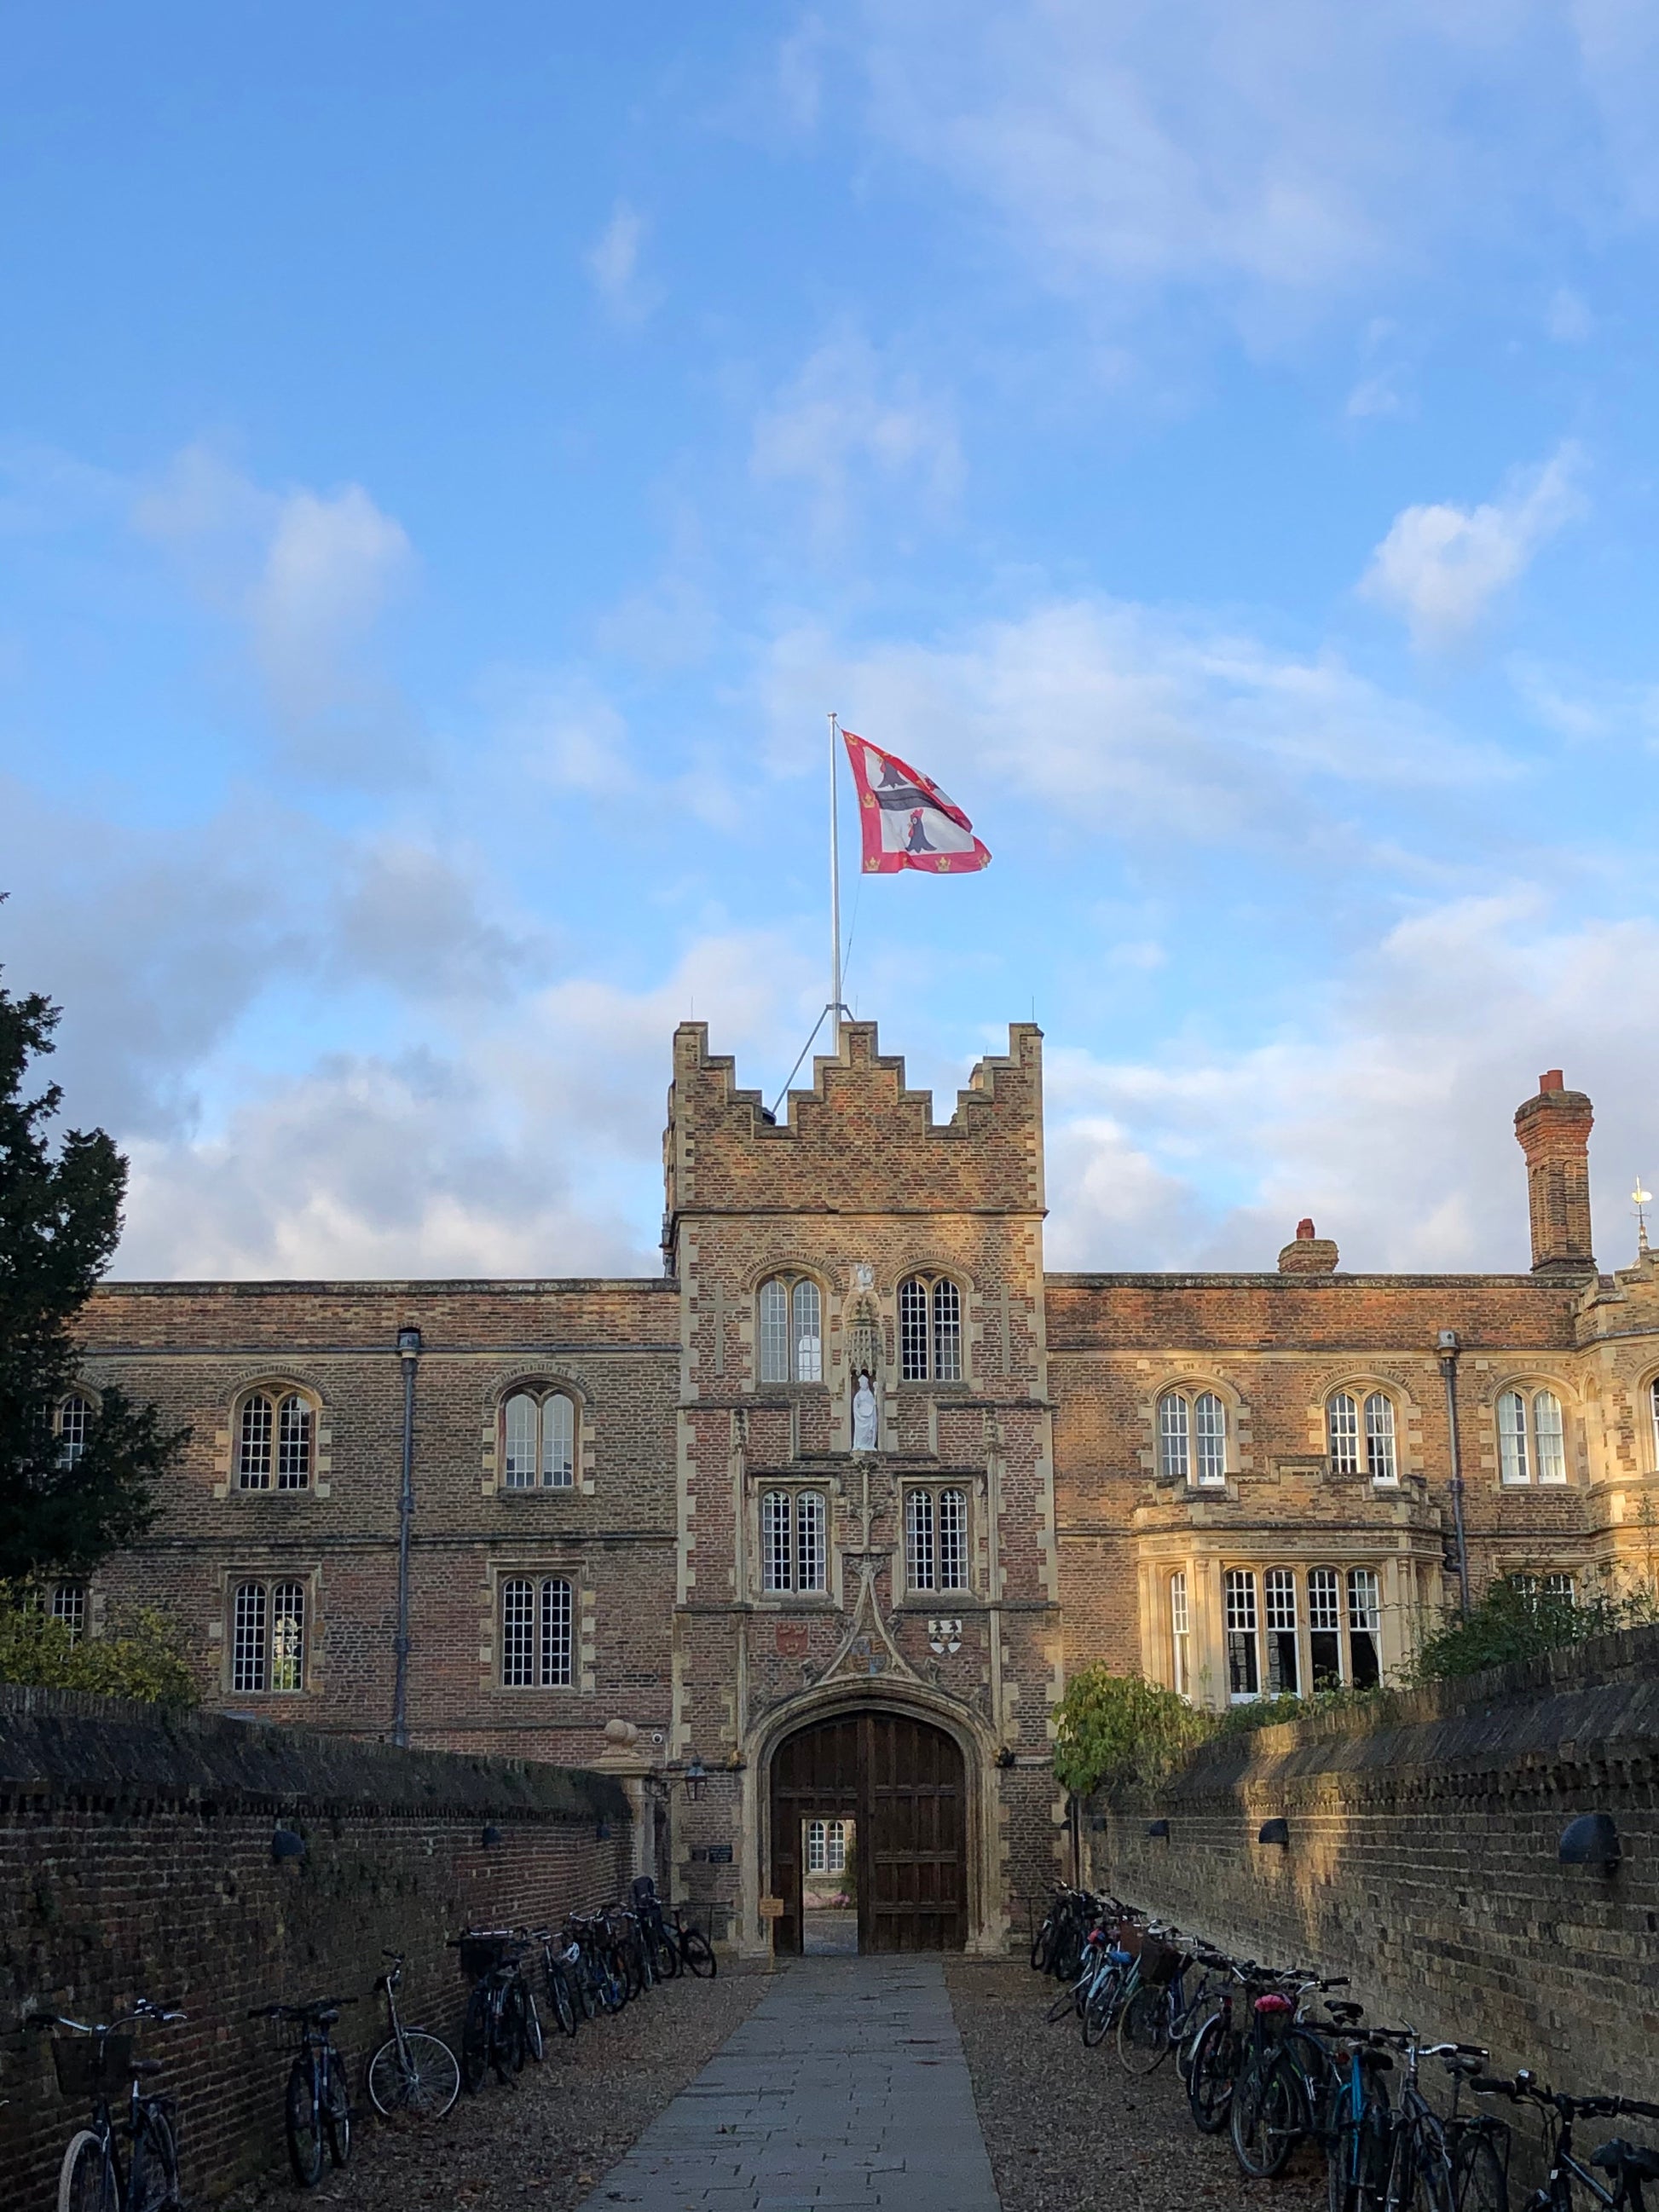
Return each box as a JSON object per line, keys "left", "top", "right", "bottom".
{"left": 60, "top": 1023, "right": 1659, "bottom": 1954}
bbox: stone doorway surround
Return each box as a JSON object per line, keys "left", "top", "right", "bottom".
{"left": 735, "top": 1679, "right": 1005, "bottom": 1959}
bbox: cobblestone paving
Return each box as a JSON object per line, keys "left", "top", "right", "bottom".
{"left": 945, "top": 1957, "right": 1325, "bottom": 2212}
{"left": 575, "top": 1956, "right": 999, "bottom": 2211}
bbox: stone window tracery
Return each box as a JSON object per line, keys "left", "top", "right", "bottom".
{"left": 758, "top": 1276, "right": 823, "bottom": 1383}
{"left": 502, "top": 1389, "right": 576, "bottom": 1489}
{"left": 231, "top": 1578, "right": 306, "bottom": 1694}
{"left": 1158, "top": 1389, "right": 1228, "bottom": 1487}
{"left": 905, "top": 1486, "right": 968, "bottom": 1592}
{"left": 500, "top": 1574, "right": 573, "bottom": 1686}
{"left": 760, "top": 1489, "right": 827, "bottom": 1594}
{"left": 1496, "top": 1387, "right": 1568, "bottom": 1485}
{"left": 1327, "top": 1389, "right": 1398, "bottom": 1483}
{"left": 234, "top": 1389, "right": 315, "bottom": 1492}
{"left": 898, "top": 1275, "right": 962, "bottom": 1383}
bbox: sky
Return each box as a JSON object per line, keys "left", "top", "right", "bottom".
{"left": 3, "top": 1, "right": 1659, "bottom": 1282}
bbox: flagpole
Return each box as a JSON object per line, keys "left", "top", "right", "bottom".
{"left": 828, "top": 710, "right": 843, "bottom": 1038}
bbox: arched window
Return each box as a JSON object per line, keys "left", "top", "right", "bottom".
{"left": 898, "top": 1275, "right": 962, "bottom": 1383}
{"left": 1497, "top": 1388, "right": 1569, "bottom": 1486}
{"left": 1327, "top": 1390, "right": 1398, "bottom": 1482}
{"left": 500, "top": 1575, "right": 573, "bottom": 1686}
{"left": 758, "top": 1277, "right": 823, "bottom": 1383}
{"left": 235, "top": 1391, "right": 314, "bottom": 1492}
{"left": 55, "top": 1394, "right": 94, "bottom": 1470}
{"left": 502, "top": 1390, "right": 576, "bottom": 1489}
{"left": 1158, "top": 1390, "right": 1227, "bottom": 1487}
{"left": 760, "top": 1490, "right": 827, "bottom": 1594}
{"left": 231, "top": 1578, "right": 306, "bottom": 1694}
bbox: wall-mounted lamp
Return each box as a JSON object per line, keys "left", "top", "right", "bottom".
{"left": 271, "top": 1827, "right": 307, "bottom": 1864}
{"left": 481, "top": 1823, "right": 503, "bottom": 1848}
{"left": 1558, "top": 1812, "right": 1620, "bottom": 1873}
{"left": 1147, "top": 1819, "right": 1171, "bottom": 1839}
{"left": 995, "top": 1746, "right": 1017, "bottom": 1770}
{"left": 1257, "top": 1818, "right": 1290, "bottom": 1847}
{"left": 596, "top": 1818, "right": 612, "bottom": 1841}
{"left": 724, "top": 1749, "right": 747, "bottom": 1773}
{"left": 682, "top": 1753, "right": 706, "bottom": 1804}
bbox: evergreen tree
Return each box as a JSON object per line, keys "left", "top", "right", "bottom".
{"left": 0, "top": 966, "right": 186, "bottom": 1580}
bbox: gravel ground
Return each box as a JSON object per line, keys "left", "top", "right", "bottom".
{"left": 945, "top": 1960, "right": 1326, "bottom": 2212}
{"left": 223, "top": 1965, "right": 766, "bottom": 2212}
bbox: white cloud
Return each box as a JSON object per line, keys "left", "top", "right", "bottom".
{"left": 586, "top": 200, "right": 658, "bottom": 322}
{"left": 1546, "top": 284, "right": 1595, "bottom": 342}
{"left": 751, "top": 330, "right": 962, "bottom": 540}
{"left": 134, "top": 445, "right": 417, "bottom": 778}
{"left": 1359, "top": 445, "right": 1583, "bottom": 650}
{"left": 757, "top": 595, "right": 1511, "bottom": 846}
{"left": 1045, "top": 893, "right": 1659, "bottom": 1273}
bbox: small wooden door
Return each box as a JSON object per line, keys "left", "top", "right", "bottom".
{"left": 768, "top": 1709, "right": 966, "bottom": 1954}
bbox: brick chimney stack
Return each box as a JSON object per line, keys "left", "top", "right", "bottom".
{"left": 1278, "top": 1217, "right": 1338, "bottom": 1273}
{"left": 1514, "top": 1070, "right": 1596, "bottom": 1272}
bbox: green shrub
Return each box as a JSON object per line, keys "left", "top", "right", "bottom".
{"left": 1409, "top": 1574, "right": 1657, "bottom": 1684}
{"left": 1051, "top": 1666, "right": 1214, "bottom": 1794}
{"left": 0, "top": 1588, "right": 199, "bottom": 1706}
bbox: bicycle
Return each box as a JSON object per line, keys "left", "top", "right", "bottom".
{"left": 247, "top": 1997, "right": 355, "bottom": 2188}
{"left": 1187, "top": 1955, "right": 1269, "bottom": 2134}
{"left": 1471, "top": 2073, "right": 1659, "bottom": 2212}
{"left": 32, "top": 1997, "right": 187, "bottom": 2212}
{"left": 1116, "top": 1931, "right": 1208, "bottom": 2076}
{"left": 520, "top": 1926, "right": 581, "bottom": 2040}
{"left": 632, "top": 1876, "right": 682, "bottom": 1983}
{"left": 454, "top": 1931, "right": 537, "bottom": 2091}
{"left": 1228, "top": 1971, "right": 1350, "bottom": 2179}
{"left": 668, "top": 1906, "right": 718, "bottom": 1979}
{"left": 365, "top": 1953, "right": 460, "bottom": 2122}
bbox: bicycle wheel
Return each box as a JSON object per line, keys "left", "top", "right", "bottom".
{"left": 545, "top": 1961, "right": 579, "bottom": 2038}
{"left": 598, "top": 1951, "right": 627, "bottom": 2013}
{"left": 322, "top": 2050, "right": 351, "bottom": 2166}
{"left": 367, "top": 2030, "right": 461, "bottom": 2120}
{"left": 1232, "top": 2053, "right": 1305, "bottom": 2180}
{"left": 1030, "top": 1920, "right": 1055, "bottom": 1974}
{"left": 1411, "top": 2116, "right": 1457, "bottom": 2212}
{"left": 652, "top": 1930, "right": 681, "bottom": 1982}
{"left": 58, "top": 2130, "right": 117, "bottom": 2212}
{"left": 460, "top": 1986, "right": 490, "bottom": 2094}
{"left": 1327, "top": 2086, "right": 1376, "bottom": 2212}
{"left": 286, "top": 2059, "right": 326, "bottom": 2188}
{"left": 1188, "top": 2013, "right": 1238, "bottom": 2134}
{"left": 522, "top": 1990, "right": 545, "bottom": 2064}
{"left": 493, "top": 1990, "right": 522, "bottom": 2083}
{"left": 1047, "top": 1976, "right": 1084, "bottom": 2025}
{"left": 679, "top": 1927, "right": 718, "bottom": 1978}
{"left": 1082, "top": 1967, "right": 1122, "bottom": 2047}
{"left": 129, "top": 2107, "right": 182, "bottom": 2212}
{"left": 1452, "top": 2128, "right": 1507, "bottom": 2212}
{"left": 1118, "top": 1982, "right": 1171, "bottom": 2075}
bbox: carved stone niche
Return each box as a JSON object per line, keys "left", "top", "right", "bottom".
{"left": 847, "top": 1294, "right": 882, "bottom": 1385}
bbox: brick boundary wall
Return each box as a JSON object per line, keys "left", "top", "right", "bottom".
{"left": 1084, "top": 1625, "right": 1659, "bottom": 2106}
{"left": 0, "top": 1686, "right": 634, "bottom": 2208}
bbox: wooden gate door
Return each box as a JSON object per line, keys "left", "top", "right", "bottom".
{"left": 768, "top": 1710, "right": 966, "bottom": 1955}
{"left": 769, "top": 1713, "right": 858, "bottom": 1956}
{"left": 862, "top": 1712, "right": 965, "bottom": 1952}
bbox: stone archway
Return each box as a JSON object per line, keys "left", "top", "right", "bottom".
{"left": 769, "top": 1707, "right": 968, "bottom": 1953}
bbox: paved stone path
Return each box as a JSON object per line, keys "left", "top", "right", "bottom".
{"left": 575, "top": 1955, "right": 1001, "bottom": 2210}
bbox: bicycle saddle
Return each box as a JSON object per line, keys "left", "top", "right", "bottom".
{"left": 1107, "top": 1949, "right": 1133, "bottom": 1967}
{"left": 1593, "top": 2141, "right": 1659, "bottom": 2180}
{"left": 132, "top": 2059, "right": 165, "bottom": 2077}
{"left": 1327, "top": 2002, "right": 1365, "bottom": 2024}
{"left": 1358, "top": 2047, "right": 1395, "bottom": 2071}
{"left": 1445, "top": 2053, "right": 1485, "bottom": 2077}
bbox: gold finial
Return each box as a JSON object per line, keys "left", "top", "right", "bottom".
{"left": 1634, "top": 1177, "right": 1652, "bottom": 1253}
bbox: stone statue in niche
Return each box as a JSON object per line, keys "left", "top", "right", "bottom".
{"left": 851, "top": 1370, "right": 879, "bottom": 1452}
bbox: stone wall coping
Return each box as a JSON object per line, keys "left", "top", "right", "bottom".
{"left": 1046, "top": 1271, "right": 1562, "bottom": 1291}
{"left": 90, "top": 1278, "right": 679, "bottom": 1297}
{"left": 1101, "top": 1621, "right": 1659, "bottom": 1806}
{"left": 0, "top": 1684, "right": 633, "bottom": 1822}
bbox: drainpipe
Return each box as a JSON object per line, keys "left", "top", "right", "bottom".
{"left": 1436, "top": 1330, "right": 1471, "bottom": 1620}
{"left": 391, "top": 1325, "right": 422, "bottom": 1747}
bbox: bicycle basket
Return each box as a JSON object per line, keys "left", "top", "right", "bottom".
{"left": 1137, "top": 1937, "right": 1181, "bottom": 1987}
{"left": 51, "top": 2034, "right": 134, "bottom": 2098}
{"left": 458, "top": 1932, "right": 512, "bottom": 1978}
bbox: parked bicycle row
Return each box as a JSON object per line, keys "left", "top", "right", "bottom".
{"left": 1028, "top": 1884, "right": 1659, "bottom": 2212}
{"left": 27, "top": 1878, "right": 717, "bottom": 2211}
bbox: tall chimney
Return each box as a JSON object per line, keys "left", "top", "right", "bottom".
{"left": 1514, "top": 1070, "right": 1595, "bottom": 1272}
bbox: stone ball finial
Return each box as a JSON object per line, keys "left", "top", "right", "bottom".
{"left": 603, "top": 1718, "right": 639, "bottom": 1747}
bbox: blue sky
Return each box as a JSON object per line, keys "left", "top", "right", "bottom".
{"left": 3, "top": 1, "right": 1658, "bottom": 1279}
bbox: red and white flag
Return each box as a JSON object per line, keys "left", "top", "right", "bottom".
{"left": 841, "top": 731, "right": 991, "bottom": 875}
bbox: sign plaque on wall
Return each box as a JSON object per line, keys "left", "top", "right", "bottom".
{"left": 758, "top": 1895, "right": 785, "bottom": 1920}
